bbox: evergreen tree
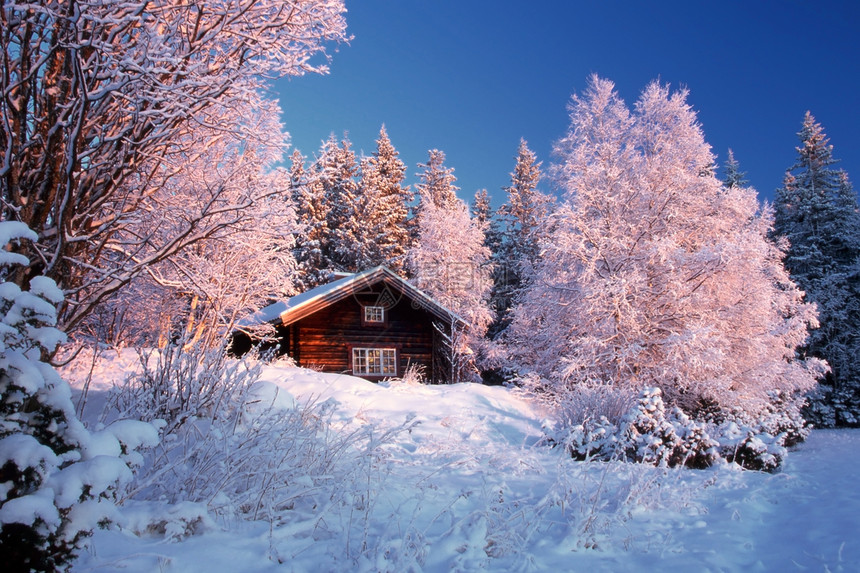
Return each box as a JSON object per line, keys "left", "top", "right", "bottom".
{"left": 357, "top": 126, "right": 413, "bottom": 275}
{"left": 493, "top": 140, "right": 553, "bottom": 336}
{"left": 508, "top": 77, "right": 821, "bottom": 416}
{"left": 1, "top": 223, "right": 155, "bottom": 570}
{"left": 319, "top": 134, "right": 362, "bottom": 272}
{"left": 415, "top": 150, "right": 460, "bottom": 210}
{"left": 471, "top": 189, "right": 501, "bottom": 256}
{"left": 773, "top": 112, "right": 860, "bottom": 426}
{"left": 291, "top": 149, "right": 333, "bottom": 290}
{"left": 722, "top": 148, "right": 748, "bottom": 189}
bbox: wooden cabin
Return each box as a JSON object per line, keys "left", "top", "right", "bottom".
{"left": 232, "top": 266, "right": 465, "bottom": 383}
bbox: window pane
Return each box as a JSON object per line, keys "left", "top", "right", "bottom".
{"left": 368, "top": 349, "right": 381, "bottom": 373}
{"left": 382, "top": 349, "right": 396, "bottom": 375}
{"left": 353, "top": 349, "right": 367, "bottom": 374}
{"left": 352, "top": 348, "right": 396, "bottom": 376}
{"left": 364, "top": 306, "right": 384, "bottom": 323}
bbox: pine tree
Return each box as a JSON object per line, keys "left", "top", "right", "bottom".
{"left": 291, "top": 149, "right": 332, "bottom": 290}
{"left": 508, "top": 77, "right": 821, "bottom": 416}
{"left": 494, "top": 139, "right": 553, "bottom": 335}
{"left": 357, "top": 126, "right": 413, "bottom": 275}
{"left": 722, "top": 149, "right": 748, "bottom": 189}
{"left": 773, "top": 112, "right": 860, "bottom": 426}
{"left": 319, "top": 134, "right": 362, "bottom": 272}
{"left": 1, "top": 223, "right": 155, "bottom": 570}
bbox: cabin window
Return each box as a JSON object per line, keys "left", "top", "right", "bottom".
{"left": 363, "top": 305, "right": 385, "bottom": 323}
{"left": 352, "top": 348, "right": 397, "bottom": 376}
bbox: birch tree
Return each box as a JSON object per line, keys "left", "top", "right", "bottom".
{"left": 78, "top": 96, "right": 299, "bottom": 348}
{"left": 508, "top": 76, "right": 821, "bottom": 415}
{"left": 410, "top": 155, "right": 493, "bottom": 380}
{"left": 0, "top": 0, "right": 348, "bottom": 332}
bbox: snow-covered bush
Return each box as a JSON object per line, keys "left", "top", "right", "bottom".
{"left": 615, "top": 388, "right": 720, "bottom": 469}
{"left": 557, "top": 387, "right": 720, "bottom": 469}
{"left": 0, "top": 222, "right": 156, "bottom": 571}
{"left": 712, "top": 391, "right": 811, "bottom": 472}
{"left": 109, "top": 342, "right": 411, "bottom": 528}
{"left": 551, "top": 386, "right": 807, "bottom": 472}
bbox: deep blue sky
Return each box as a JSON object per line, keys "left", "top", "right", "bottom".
{"left": 273, "top": 1, "right": 860, "bottom": 208}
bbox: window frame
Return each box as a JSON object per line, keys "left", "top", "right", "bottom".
{"left": 351, "top": 347, "right": 398, "bottom": 378}
{"left": 361, "top": 305, "right": 387, "bottom": 327}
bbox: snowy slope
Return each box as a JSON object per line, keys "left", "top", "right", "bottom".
{"left": 64, "top": 352, "right": 860, "bottom": 572}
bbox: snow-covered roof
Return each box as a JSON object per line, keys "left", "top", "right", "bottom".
{"left": 242, "top": 266, "right": 465, "bottom": 328}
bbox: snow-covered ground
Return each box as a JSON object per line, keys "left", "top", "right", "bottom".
{"left": 64, "top": 351, "right": 860, "bottom": 572}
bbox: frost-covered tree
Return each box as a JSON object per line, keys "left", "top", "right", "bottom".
{"left": 494, "top": 140, "right": 553, "bottom": 335}
{"left": 356, "top": 126, "right": 413, "bottom": 275}
{"left": 472, "top": 189, "right": 501, "bottom": 256}
{"left": 317, "top": 134, "right": 363, "bottom": 272}
{"left": 508, "top": 76, "right": 821, "bottom": 416}
{"left": 76, "top": 97, "right": 300, "bottom": 348}
{"left": 0, "top": 223, "right": 156, "bottom": 570}
{"left": 414, "top": 150, "right": 461, "bottom": 214}
{"left": 291, "top": 150, "right": 334, "bottom": 290}
{"left": 410, "top": 157, "right": 493, "bottom": 381}
{"left": 773, "top": 112, "right": 860, "bottom": 426}
{"left": 472, "top": 189, "right": 493, "bottom": 227}
{"left": 722, "top": 149, "right": 748, "bottom": 189}
{"left": 0, "top": 0, "right": 348, "bottom": 332}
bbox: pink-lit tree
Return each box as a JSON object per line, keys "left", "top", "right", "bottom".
{"left": 508, "top": 76, "right": 822, "bottom": 415}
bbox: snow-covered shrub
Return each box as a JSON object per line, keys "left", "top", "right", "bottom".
{"left": 110, "top": 342, "right": 411, "bottom": 527}
{"left": 713, "top": 391, "right": 811, "bottom": 472}
{"left": 110, "top": 341, "right": 252, "bottom": 434}
{"left": 714, "top": 422, "right": 784, "bottom": 473}
{"left": 0, "top": 222, "right": 156, "bottom": 571}
{"left": 755, "top": 391, "right": 811, "bottom": 448}
{"left": 387, "top": 363, "right": 426, "bottom": 386}
{"left": 613, "top": 388, "right": 719, "bottom": 469}
{"left": 551, "top": 385, "right": 805, "bottom": 472}
{"left": 552, "top": 387, "right": 719, "bottom": 470}
{"left": 540, "top": 382, "right": 636, "bottom": 462}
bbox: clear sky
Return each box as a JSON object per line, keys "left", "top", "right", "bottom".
{"left": 273, "top": 1, "right": 860, "bottom": 207}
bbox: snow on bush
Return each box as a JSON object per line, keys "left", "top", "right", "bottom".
{"left": 0, "top": 222, "right": 156, "bottom": 571}
{"left": 106, "top": 341, "right": 414, "bottom": 540}
{"left": 712, "top": 391, "right": 811, "bottom": 472}
{"left": 548, "top": 385, "right": 806, "bottom": 472}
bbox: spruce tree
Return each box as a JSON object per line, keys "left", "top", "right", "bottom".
{"left": 722, "top": 149, "right": 748, "bottom": 189}
{"left": 471, "top": 189, "right": 501, "bottom": 255}
{"left": 1, "top": 223, "right": 153, "bottom": 570}
{"left": 773, "top": 112, "right": 860, "bottom": 426}
{"left": 319, "top": 134, "right": 362, "bottom": 272}
{"left": 357, "top": 126, "right": 413, "bottom": 275}
{"left": 415, "top": 150, "right": 460, "bottom": 210}
{"left": 290, "top": 149, "right": 332, "bottom": 290}
{"left": 493, "top": 140, "right": 552, "bottom": 336}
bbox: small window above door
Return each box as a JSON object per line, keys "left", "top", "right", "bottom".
{"left": 363, "top": 305, "right": 385, "bottom": 325}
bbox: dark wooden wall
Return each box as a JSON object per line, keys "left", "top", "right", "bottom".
{"left": 287, "top": 286, "right": 437, "bottom": 381}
